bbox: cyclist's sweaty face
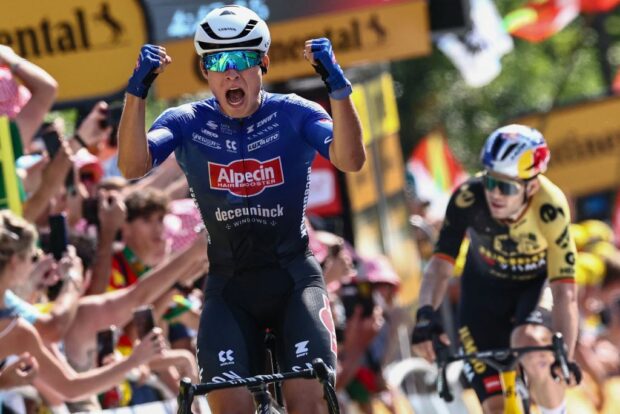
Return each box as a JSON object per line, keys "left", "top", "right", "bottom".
{"left": 203, "top": 55, "right": 268, "bottom": 119}
{"left": 483, "top": 173, "right": 527, "bottom": 220}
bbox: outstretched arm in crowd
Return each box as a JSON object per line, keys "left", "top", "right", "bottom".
{"left": 86, "top": 191, "right": 126, "bottom": 295}
{"left": 0, "top": 45, "right": 57, "bottom": 145}
{"left": 21, "top": 125, "right": 73, "bottom": 223}
{"left": 0, "top": 353, "right": 39, "bottom": 389}
{"left": 33, "top": 249, "right": 84, "bottom": 344}
{"left": 0, "top": 318, "right": 165, "bottom": 402}
{"left": 63, "top": 235, "right": 208, "bottom": 371}
{"left": 336, "top": 306, "right": 384, "bottom": 390}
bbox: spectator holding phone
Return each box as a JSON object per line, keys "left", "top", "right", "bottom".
{"left": 60, "top": 231, "right": 206, "bottom": 410}
{"left": 3, "top": 218, "right": 85, "bottom": 346}
{"left": 0, "top": 210, "right": 167, "bottom": 404}
{"left": 86, "top": 187, "right": 169, "bottom": 295}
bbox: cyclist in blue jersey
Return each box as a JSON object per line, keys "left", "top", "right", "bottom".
{"left": 117, "top": 5, "right": 364, "bottom": 413}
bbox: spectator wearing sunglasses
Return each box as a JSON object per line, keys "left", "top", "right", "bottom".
{"left": 117, "top": 5, "right": 364, "bottom": 413}
{"left": 411, "top": 124, "right": 580, "bottom": 414}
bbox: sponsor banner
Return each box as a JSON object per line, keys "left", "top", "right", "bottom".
{"left": 385, "top": 194, "right": 422, "bottom": 304}
{"left": 351, "top": 73, "right": 400, "bottom": 145}
{"left": 346, "top": 146, "right": 379, "bottom": 212}
{"left": 144, "top": 0, "right": 414, "bottom": 42}
{"left": 1, "top": 0, "right": 149, "bottom": 104}
{"left": 155, "top": 1, "right": 430, "bottom": 99}
{"left": 512, "top": 96, "right": 620, "bottom": 196}
{"left": 307, "top": 155, "right": 343, "bottom": 216}
{"left": 379, "top": 133, "right": 406, "bottom": 197}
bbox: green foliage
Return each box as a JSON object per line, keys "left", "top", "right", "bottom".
{"left": 392, "top": 8, "right": 609, "bottom": 171}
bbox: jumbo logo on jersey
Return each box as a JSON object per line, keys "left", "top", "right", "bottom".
{"left": 208, "top": 157, "right": 284, "bottom": 197}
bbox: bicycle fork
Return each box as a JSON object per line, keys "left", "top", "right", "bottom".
{"left": 500, "top": 370, "right": 523, "bottom": 414}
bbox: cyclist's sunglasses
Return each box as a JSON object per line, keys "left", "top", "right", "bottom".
{"left": 202, "top": 50, "right": 262, "bottom": 72}
{"left": 483, "top": 174, "right": 523, "bottom": 196}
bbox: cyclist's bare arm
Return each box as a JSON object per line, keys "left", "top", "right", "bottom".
{"left": 118, "top": 45, "right": 171, "bottom": 179}
{"left": 418, "top": 255, "right": 455, "bottom": 309}
{"left": 328, "top": 97, "right": 365, "bottom": 172}
{"left": 411, "top": 255, "right": 454, "bottom": 362}
{"left": 550, "top": 281, "right": 578, "bottom": 359}
{"left": 118, "top": 94, "right": 152, "bottom": 178}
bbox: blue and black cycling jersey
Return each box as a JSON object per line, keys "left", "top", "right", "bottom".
{"left": 148, "top": 91, "right": 333, "bottom": 274}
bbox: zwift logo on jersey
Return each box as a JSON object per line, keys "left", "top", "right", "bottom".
{"left": 208, "top": 157, "right": 284, "bottom": 197}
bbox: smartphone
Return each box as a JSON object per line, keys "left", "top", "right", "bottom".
{"left": 48, "top": 214, "right": 69, "bottom": 261}
{"left": 82, "top": 197, "right": 100, "bottom": 226}
{"left": 96, "top": 326, "right": 117, "bottom": 367}
{"left": 65, "top": 168, "right": 76, "bottom": 193}
{"left": 340, "top": 281, "right": 375, "bottom": 319}
{"left": 41, "top": 129, "right": 62, "bottom": 158}
{"left": 133, "top": 305, "right": 156, "bottom": 339}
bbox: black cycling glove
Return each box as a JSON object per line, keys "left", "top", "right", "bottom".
{"left": 411, "top": 305, "right": 444, "bottom": 345}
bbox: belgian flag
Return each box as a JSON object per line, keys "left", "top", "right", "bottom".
{"left": 0, "top": 116, "right": 24, "bottom": 215}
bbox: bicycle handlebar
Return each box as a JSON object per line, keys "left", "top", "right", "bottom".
{"left": 434, "top": 332, "right": 580, "bottom": 403}
{"left": 177, "top": 358, "right": 339, "bottom": 414}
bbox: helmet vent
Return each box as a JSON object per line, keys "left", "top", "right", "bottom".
{"left": 501, "top": 143, "right": 518, "bottom": 160}
{"left": 490, "top": 136, "right": 504, "bottom": 158}
{"left": 219, "top": 10, "right": 236, "bottom": 16}
{"left": 197, "top": 37, "right": 263, "bottom": 51}
{"left": 201, "top": 20, "right": 259, "bottom": 41}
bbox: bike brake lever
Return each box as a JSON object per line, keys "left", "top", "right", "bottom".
{"left": 437, "top": 361, "right": 454, "bottom": 402}
{"left": 177, "top": 377, "right": 194, "bottom": 414}
{"left": 432, "top": 336, "right": 454, "bottom": 402}
{"left": 550, "top": 333, "right": 571, "bottom": 384}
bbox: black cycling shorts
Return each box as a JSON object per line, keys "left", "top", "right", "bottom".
{"left": 196, "top": 254, "right": 337, "bottom": 383}
{"left": 457, "top": 273, "right": 552, "bottom": 403}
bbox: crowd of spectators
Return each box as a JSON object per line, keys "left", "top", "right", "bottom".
{"left": 0, "top": 46, "right": 414, "bottom": 414}
{"left": 3, "top": 44, "right": 620, "bottom": 414}
{"left": 0, "top": 45, "right": 210, "bottom": 414}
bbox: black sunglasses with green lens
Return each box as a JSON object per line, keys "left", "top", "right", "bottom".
{"left": 482, "top": 174, "right": 523, "bottom": 196}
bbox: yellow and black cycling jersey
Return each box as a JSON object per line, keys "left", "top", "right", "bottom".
{"left": 435, "top": 174, "right": 576, "bottom": 283}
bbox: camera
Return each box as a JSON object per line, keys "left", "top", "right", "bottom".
{"left": 339, "top": 280, "right": 375, "bottom": 319}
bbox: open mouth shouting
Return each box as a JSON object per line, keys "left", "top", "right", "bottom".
{"left": 226, "top": 87, "right": 245, "bottom": 107}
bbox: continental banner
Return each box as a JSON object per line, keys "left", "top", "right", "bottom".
{"left": 156, "top": 1, "right": 430, "bottom": 99}
{"left": 513, "top": 96, "right": 620, "bottom": 196}
{"left": 1, "top": 0, "right": 149, "bottom": 104}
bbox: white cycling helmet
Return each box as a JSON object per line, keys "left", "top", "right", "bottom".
{"left": 480, "top": 124, "right": 550, "bottom": 180}
{"left": 194, "top": 5, "right": 271, "bottom": 55}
